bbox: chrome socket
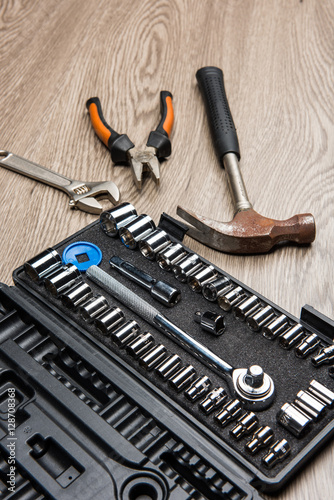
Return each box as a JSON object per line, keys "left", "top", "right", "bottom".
{"left": 126, "top": 332, "right": 154, "bottom": 357}
{"left": 308, "top": 380, "right": 334, "bottom": 408}
{"left": 100, "top": 202, "right": 137, "bottom": 237}
{"left": 187, "top": 265, "right": 217, "bottom": 293}
{"left": 139, "top": 344, "right": 167, "bottom": 370}
{"left": 139, "top": 229, "right": 171, "bottom": 260}
{"left": 245, "top": 426, "right": 274, "bottom": 454}
{"left": 169, "top": 365, "right": 196, "bottom": 392}
{"left": 24, "top": 248, "right": 62, "bottom": 282}
{"left": 279, "top": 324, "right": 305, "bottom": 349}
{"left": 61, "top": 282, "right": 93, "bottom": 309}
{"left": 311, "top": 345, "right": 334, "bottom": 366}
{"left": 262, "top": 314, "right": 289, "bottom": 340}
{"left": 119, "top": 215, "right": 156, "bottom": 249}
{"left": 199, "top": 387, "right": 227, "bottom": 414}
{"left": 277, "top": 403, "right": 312, "bottom": 437}
{"left": 185, "top": 376, "right": 211, "bottom": 401}
{"left": 234, "top": 295, "right": 260, "bottom": 321}
{"left": 156, "top": 243, "right": 187, "bottom": 271}
{"left": 218, "top": 286, "right": 245, "bottom": 311}
{"left": 79, "top": 295, "right": 109, "bottom": 322}
{"left": 202, "top": 276, "right": 231, "bottom": 302}
{"left": 112, "top": 320, "right": 140, "bottom": 346}
{"left": 155, "top": 354, "right": 181, "bottom": 379}
{"left": 294, "top": 390, "right": 326, "bottom": 421}
{"left": 44, "top": 264, "right": 81, "bottom": 297}
{"left": 295, "top": 333, "right": 321, "bottom": 358}
{"left": 247, "top": 305, "right": 275, "bottom": 332}
{"left": 230, "top": 412, "right": 258, "bottom": 440}
{"left": 95, "top": 307, "right": 124, "bottom": 335}
{"left": 194, "top": 310, "right": 225, "bottom": 336}
{"left": 215, "top": 399, "right": 242, "bottom": 427}
{"left": 173, "top": 254, "right": 202, "bottom": 283}
{"left": 262, "top": 439, "right": 291, "bottom": 468}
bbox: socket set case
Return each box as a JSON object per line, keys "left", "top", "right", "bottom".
{"left": 0, "top": 206, "right": 333, "bottom": 500}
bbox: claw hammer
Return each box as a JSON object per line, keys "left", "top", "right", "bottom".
{"left": 177, "top": 67, "right": 316, "bottom": 254}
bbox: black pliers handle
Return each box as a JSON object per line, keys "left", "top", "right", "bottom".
{"left": 86, "top": 92, "right": 174, "bottom": 189}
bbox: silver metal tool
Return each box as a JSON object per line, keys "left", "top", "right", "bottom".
{"left": 294, "top": 390, "right": 326, "bottom": 421}
{"left": 202, "top": 276, "right": 231, "bottom": 302}
{"left": 230, "top": 412, "right": 258, "bottom": 440}
{"left": 185, "top": 376, "right": 211, "bottom": 401}
{"left": 247, "top": 306, "right": 275, "bottom": 332}
{"left": 119, "top": 215, "right": 156, "bottom": 249}
{"left": 0, "top": 150, "right": 120, "bottom": 214}
{"left": 110, "top": 256, "right": 181, "bottom": 307}
{"left": 139, "top": 344, "right": 167, "bottom": 370}
{"left": 156, "top": 354, "right": 181, "bottom": 379}
{"left": 100, "top": 202, "right": 137, "bottom": 237}
{"left": 188, "top": 265, "right": 217, "bottom": 292}
{"left": 200, "top": 387, "right": 227, "bottom": 414}
{"left": 245, "top": 426, "right": 274, "bottom": 454}
{"left": 61, "top": 282, "right": 93, "bottom": 309}
{"left": 112, "top": 320, "right": 140, "bottom": 346}
{"left": 156, "top": 243, "right": 187, "bottom": 271}
{"left": 277, "top": 403, "right": 312, "bottom": 437}
{"left": 218, "top": 286, "right": 245, "bottom": 311}
{"left": 169, "top": 365, "right": 196, "bottom": 392}
{"left": 79, "top": 295, "right": 109, "bottom": 322}
{"left": 139, "top": 229, "right": 171, "bottom": 260}
{"left": 126, "top": 332, "right": 154, "bottom": 357}
{"left": 234, "top": 295, "right": 260, "bottom": 321}
{"left": 262, "top": 439, "right": 291, "bottom": 468}
{"left": 215, "top": 399, "right": 242, "bottom": 427}
{"left": 308, "top": 380, "right": 334, "bottom": 408}
{"left": 194, "top": 310, "right": 225, "bottom": 336}
{"left": 44, "top": 264, "right": 81, "bottom": 297}
{"left": 262, "top": 314, "right": 289, "bottom": 340}
{"left": 95, "top": 307, "right": 124, "bottom": 335}
{"left": 311, "top": 345, "right": 334, "bottom": 366}
{"left": 24, "top": 248, "right": 62, "bottom": 282}
{"left": 173, "top": 254, "right": 202, "bottom": 283}
{"left": 87, "top": 265, "right": 276, "bottom": 409}
{"left": 295, "top": 333, "right": 321, "bottom": 358}
{"left": 279, "top": 324, "right": 305, "bottom": 349}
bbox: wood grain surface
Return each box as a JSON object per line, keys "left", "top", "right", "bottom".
{"left": 0, "top": 0, "right": 333, "bottom": 498}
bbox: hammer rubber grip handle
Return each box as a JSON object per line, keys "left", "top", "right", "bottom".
{"left": 196, "top": 67, "right": 240, "bottom": 162}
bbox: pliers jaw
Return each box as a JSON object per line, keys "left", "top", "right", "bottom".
{"left": 87, "top": 91, "right": 174, "bottom": 189}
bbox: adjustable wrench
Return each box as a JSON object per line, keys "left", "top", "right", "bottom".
{"left": 0, "top": 150, "right": 120, "bottom": 214}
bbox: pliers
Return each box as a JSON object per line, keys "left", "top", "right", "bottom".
{"left": 86, "top": 91, "right": 174, "bottom": 190}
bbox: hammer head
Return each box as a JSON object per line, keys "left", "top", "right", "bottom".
{"left": 177, "top": 206, "right": 316, "bottom": 254}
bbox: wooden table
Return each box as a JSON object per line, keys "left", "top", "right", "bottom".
{"left": 0, "top": 1, "right": 333, "bottom": 498}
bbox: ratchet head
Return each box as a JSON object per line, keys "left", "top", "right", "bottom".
{"left": 231, "top": 366, "right": 275, "bottom": 410}
{"left": 70, "top": 180, "right": 120, "bottom": 214}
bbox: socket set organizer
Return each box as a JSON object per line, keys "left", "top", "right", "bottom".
{"left": 0, "top": 203, "right": 333, "bottom": 499}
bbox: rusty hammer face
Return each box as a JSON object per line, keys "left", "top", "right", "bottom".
{"left": 177, "top": 67, "right": 316, "bottom": 254}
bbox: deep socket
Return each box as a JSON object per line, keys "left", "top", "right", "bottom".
{"left": 245, "top": 426, "right": 274, "bottom": 454}
{"left": 79, "top": 295, "right": 109, "bottom": 322}
{"left": 294, "top": 390, "right": 326, "bottom": 421}
{"left": 202, "top": 276, "right": 231, "bottom": 302}
{"left": 139, "top": 229, "right": 171, "bottom": 260}
{"left": 95, "top": 307, "right": 124, "bottom": 335}
{"left": 295, "top": 333, "right": 321, "bottom": 358}
{"left": 100, "top": 202, "right": 137, "bottom": 237}
{"left": 169, "top": 365, "right": 196, "bottom": 392}
{"left": 199, "top": 387, "right": 228, "bottom": 414}
{"left": 215, "top": 399, "right": 242, "bottom": 427}
{"left": 185, "top": 376, "right": 211, "bottom": 401}
{"left": 112, "top": 320, "right": 140, "bottom": 346}
{"left": 311, "top": 345, "right": 334, "bottom": 366}
{"left": 308, "top": 380, "right": 334, "bottom": 408}
{"left": 44, "top": 264, "right": 81, "bottom": 297}
{"left": 262, "top": 314, "right": 289, "bottom": 340}
{"left": 156, "top": 354, "right": 181, "bottom": 379}
{"left": 156, "top": 243, "right": 187, "bottom": 271}
{"left": 262, "top": 439, "right": 291, "bottom": 468}
{"left": 277, "top": 403, "right": 312, "bottom": 437}
{"left": 230, "top": 412, "right": 258, "bottom": 440}
{"left": 61, "top": 282, "right": 93, "bottom": 309}
{"left": 126, "top": 332, "right": 154, "bottom": 357}
{"left": 119, "top": 214, "right": 156, "bottom": 249}
{"left": 188, "top": 265, "right": 217, "bottom": 292}
{"left": 247, "top": 305, "right": 275, "bottom": 332}
{"left": 279, "top": 324, "right": 305, "bottom": 349}
{"left": 173, "top": 254, "right": 202, "bottom": 282}
{"left": 24, "top": 248, "right": 62, "bottom": 282}
{"left": 218, "top": 286, "right": 245, "bottom": 311}
{"left": 139, "top": 344, "right": 167, "bottom": 370}
{"left": 110, "top": 256, "right": 181, "bottom": 307}
{"left": 234, "top": 295, "right": 260, "bottom": 321}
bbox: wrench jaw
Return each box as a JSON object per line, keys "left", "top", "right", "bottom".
{"left": 69, "top": 181, "right": 121, "bottom": 214}
{"left": 231, "top": 367, "right": 275, "bottom": 411}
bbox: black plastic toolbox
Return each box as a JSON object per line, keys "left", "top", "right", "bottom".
{"left": 0, "top": 208, "right": 333, "bottom": 499}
